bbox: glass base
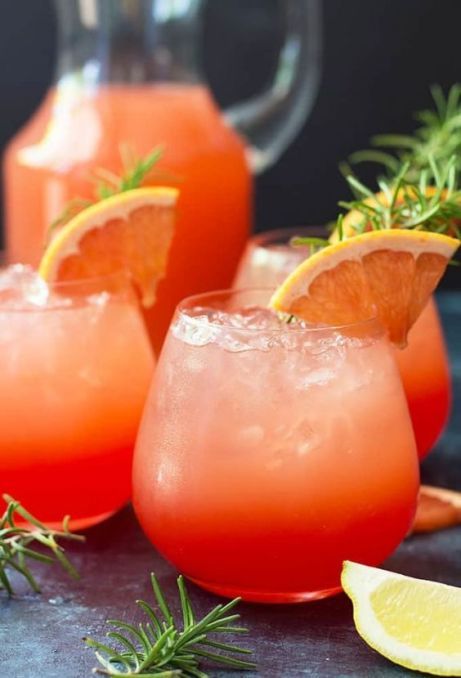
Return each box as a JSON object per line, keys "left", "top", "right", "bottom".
{"left": 189, "top": 577, "right": 342, "bottom": 603}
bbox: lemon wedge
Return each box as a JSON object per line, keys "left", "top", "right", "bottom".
{"left": 342, "top": 560, "right": 461, "bottom": 676}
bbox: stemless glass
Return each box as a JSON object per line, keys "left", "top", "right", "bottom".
{"left": 133, "top": 289, "right": 419, "bottom": 603}
{"left": 234, "top": 228, "right": 452, "bottom": 459}
{"left": 0, "top": 270, "right": 154, "bottom": 529}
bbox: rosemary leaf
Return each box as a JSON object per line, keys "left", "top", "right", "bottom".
{"left": 350, "top": 84, "right": 461, "bottom": 182}
{"left": 0, "top": 494, "right": 84, "bottom": 595}
{"left": 47, "top": 146, "right": 163, "bottom": 238}
{"left": 85, "top": 573, "right": 256, "bottom": 677}
{"left": 339, "top": 155, "right": 461, "bottom": 237}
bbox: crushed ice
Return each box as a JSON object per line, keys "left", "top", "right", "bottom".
{"left": 0, "top": 264, "right": 110, "bottom": 311}
{"left": 0, "top": 265, "right": 108, "bottom": 310}
{"left": 0, "top": 265, "right": 51, "bottom": 307}
{"left": 172, "top": 305, "right": 367, "bottom": 353}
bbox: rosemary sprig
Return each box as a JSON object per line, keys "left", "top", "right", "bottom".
{"left": 291, "top": 157, "right": 461, "bottom": 257}
{"left": 288, "top": 221, "right": 341, "bottom": 251}
{"left": 0, "top": 494, "right": 84, "bottom": 595}
{"left": 95, "top": 147, "right": 163, "bottom": 200}
{"left": 48, "top": 197, "right": 93, "bottom": 236}
{"left": 47, "top": 146, "right": 163, "bottom": 239}
{"left": 339, "top": 156, "right": 461, "bottom": 239}
{"left": 84, "top": 572, "right": 256, "bottom": 677}
{"left": 290, "top": 235, "right": 328, "bottom": 250}
{"left": 349, "top": 84, "right": 461, "bottom": 181}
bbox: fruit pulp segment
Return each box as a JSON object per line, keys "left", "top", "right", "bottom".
{"left": 133, "top": 313, "right": 419, "bottom": 601}
{"left": 371, "top": 579, "right": 461, "bottom": 651}
{"left": 4, "top": 84, "right": 251, "bottom": 352}
{"left": 0, "top": 298, "right": 154, "bottom": 528}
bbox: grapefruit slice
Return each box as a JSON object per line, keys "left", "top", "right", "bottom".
{"left": 413, "top": 485, "right": 461, "bottom": 533}
{"left": 39, "top": 187, "right": 178, "bottom": 307}
{"left": 342, "top": 561, "right": 461, "bottom": 676}
{"left": 270, "top": 229, "right": 459, "bottom": 347}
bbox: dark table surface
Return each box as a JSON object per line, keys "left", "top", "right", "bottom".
{"left": 1, "top": 293, "right": 461, "bottom": 678}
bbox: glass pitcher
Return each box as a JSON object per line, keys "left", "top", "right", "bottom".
{"left": 4, "top": 0, "right": 321, "bottom": 350}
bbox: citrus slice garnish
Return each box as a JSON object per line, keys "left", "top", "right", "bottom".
{"left": 39, "top": 187, "right": 178, "bottom": 307}
{"left": 341, "top": 561, "right": 461, "bottom": 676}
{"left": 269, "top": 229, "right": 459, "bottom": 347}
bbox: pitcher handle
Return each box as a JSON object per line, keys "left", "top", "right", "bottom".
{"left": 224, "top": 0, "right": 322, "bottom": 174}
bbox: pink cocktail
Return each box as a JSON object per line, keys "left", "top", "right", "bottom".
{"left": 133, "top": 290, "right": 419, "bottom": 603}
{"left": 0, "top": 266, "right": 154, "bottom": 528}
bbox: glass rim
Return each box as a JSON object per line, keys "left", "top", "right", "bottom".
{"left": 176, "top": 287, "right": 381, "bottom": 335}
{"left": 41, "top": 268, "right": 132, "bottom": 291}
{"left": 0, "top": 266, "right": 135, "bottom": 314}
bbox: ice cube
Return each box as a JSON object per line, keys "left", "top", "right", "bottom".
{"left": 0, "top": 264, "right": 49, "bottom": 307}
{"left": 297, "top": 367, "right": 336, "bottom": 389}
{"left": 172, "top": 313, "right": 220, "bottom": 347}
